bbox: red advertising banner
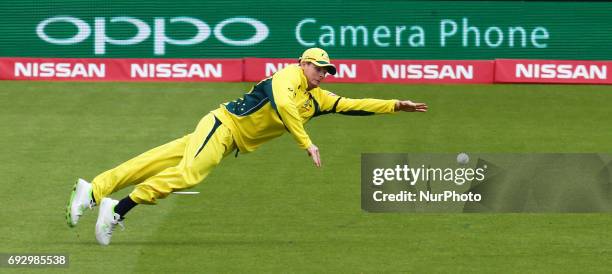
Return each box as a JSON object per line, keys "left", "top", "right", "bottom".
{"left": 244, "top": 58, "right": 495, "bottom": 84}
{"left": 0, "top": 57, "right": 243, "bottom": 82}
{"left": 2, "top": 57, "right": 611, "bottom": 85}
{"left": 495, "top": 59, "right": 612, "bottom": 84}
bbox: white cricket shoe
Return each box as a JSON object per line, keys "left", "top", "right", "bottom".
{"left": 95, "top": 198, "right": 124, "bottom": 246}
{"left": 66, "top": 178, "right": 95, "bottom": 227}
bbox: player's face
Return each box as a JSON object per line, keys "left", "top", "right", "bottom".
{"left": 301, "top": 62, "right": 328, "bottom": 90}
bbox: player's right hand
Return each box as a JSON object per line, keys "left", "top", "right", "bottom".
{"left": 395, "top": 100, "right": 428, "bottom": 112}
{"left": 307, "top": 144, "right": 322, "bottom": 168}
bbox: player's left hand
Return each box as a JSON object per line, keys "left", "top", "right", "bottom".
{"left": 395, "top": 100, "right": 428, "bottom": 112}
{"left": 306, "top": 144, "right": 322, "bottom": 168}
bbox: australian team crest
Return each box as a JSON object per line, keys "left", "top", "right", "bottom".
{"left": 301, "top": 98, "right": 313, "bottom": 111}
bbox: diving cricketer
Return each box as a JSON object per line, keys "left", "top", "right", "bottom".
{"left": 66, "top": 48, "right": 428, "bottom": 245}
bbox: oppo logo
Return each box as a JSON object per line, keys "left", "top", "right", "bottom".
{"left": 36, "top": 16, "right": 269, "bottom": 55}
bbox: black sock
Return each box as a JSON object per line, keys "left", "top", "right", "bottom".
{"left": 90, "top": 190, "right": 97, "bottom": 205}
{"left": 114, "top": 196, "right": 137, "bottom": 218}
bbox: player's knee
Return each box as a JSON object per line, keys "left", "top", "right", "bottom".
{"left": 180, "top": 164, "right": 204, "bottom": 187}
{"left": 179, "top": 155, "right": 220, "bottom": 187}
{"left": 181, "top": 172, "right": 201, "bottom": 187}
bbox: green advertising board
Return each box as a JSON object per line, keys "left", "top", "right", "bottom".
{"left": 0, "top": 0, "right": 610, "bottom": 59}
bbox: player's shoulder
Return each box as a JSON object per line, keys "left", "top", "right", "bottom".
{"left": 310, "top": 87, "right": 339, "bottom": 100}
{"left": 311, "top": 87, "right": 337, "bottom": 96}
{"left": 273, "top": 64, "right": 301, "bottom": 78}
{"left": 272, "top": 64, "right": 305, "bottom": 89}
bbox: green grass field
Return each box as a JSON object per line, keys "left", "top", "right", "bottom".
{"left": 1, "top": 81, "right": 611, "bottom": 273}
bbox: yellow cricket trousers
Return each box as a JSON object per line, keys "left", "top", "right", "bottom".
{"left": 91, "top": 113, "right": 236, "bottom": 204}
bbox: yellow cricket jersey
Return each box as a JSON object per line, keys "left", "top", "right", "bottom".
{"left": 211, "top": 64, "right": 398, "bottom": 153}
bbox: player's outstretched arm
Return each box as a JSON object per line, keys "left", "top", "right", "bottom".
{"left": 394, "top": 100, "right": 428, "bottom": 112}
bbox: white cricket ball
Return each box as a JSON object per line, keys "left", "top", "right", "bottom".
{"left": 457, "top": 153, "right": 470, "bottom": 165}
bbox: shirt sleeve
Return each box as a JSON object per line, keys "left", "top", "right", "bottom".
{"left": 314, "top": 89, "right": 398, "bottom": 116}
{"left": 271, "top": 71, "right": 313, "bottom": 149}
